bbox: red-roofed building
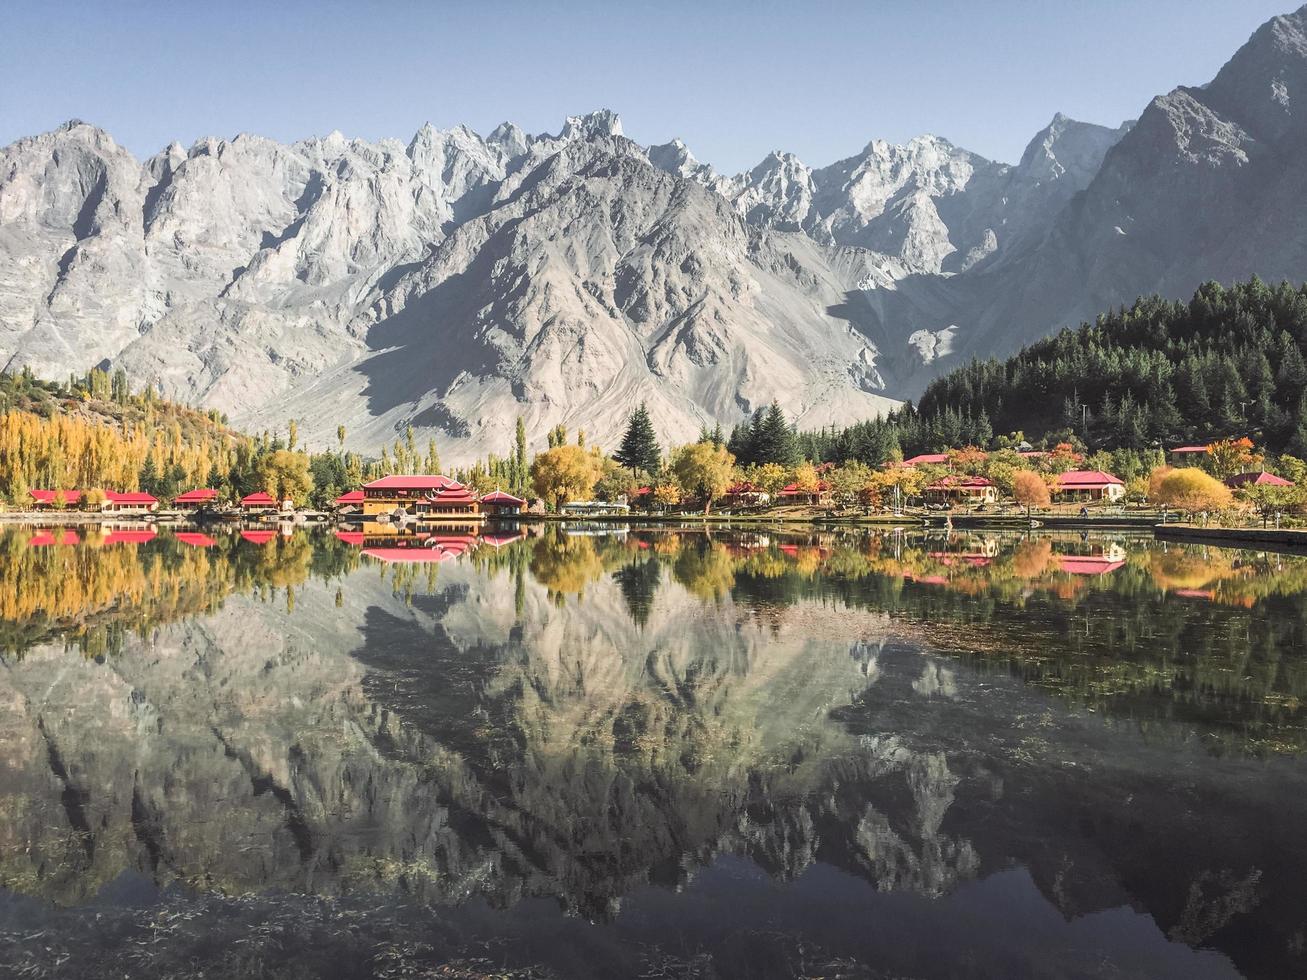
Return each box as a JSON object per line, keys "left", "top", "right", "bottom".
{"left": 360, "top": 533, "right": 479, "bottom": 563}
{"left": 239, "top": 492, "right": 277, "bottom": 510}
{"left": 100, "top": 529, "right": 157, "bottom": 546}
{"left": 924, "top": 475, "right": 997, "bottom": 505}
{"left": 1225, "top": 471, "right": 1293, "bottom": 488}
{"left": 103, "top": 490, "right": 159, "bottom": 513}
{"left": 1057, "top": 555, "right": 1125, "bottom": 576}
{"left": 480, "top": 530, "right": 527, "bottom": 548}
{"left": 174, "top": 488, "right": 220, "bottom": 508}
{"left": 362, "top": 474, "right": 480, "bottom": 519}
{"left": 1053, "top": 470, "right": 1125, "bottom": 502}
{"left": 240, "top": 530, "right": 278, "bottom": 544}
{"left": 1169, "top": 445, "right": 1211, "bottom": 467}
{"left": 777, "top": 480, "right": 831, "bottom": 505}
{"left": 333, "top": 489, "right": 365, "bottom": 511}
{"left": 174, "top": 532, "right": 216, "bottom": 548}
{"left": 29, "top": 489, "right": 83, "bottom": 509}
{"left": 28, "top": 529, "right": 79, "bottom": 547}
{"left": 723, "top": 481, "right": 769, "bottom": 507}
{"left": 901, "top": 453, "right": 951, "bottom": 467}
{"left": 334, "top": 530, "right": 366, "bottom": 546}
{"left": 479, "top": 489, "right": 527, "bottom": 515}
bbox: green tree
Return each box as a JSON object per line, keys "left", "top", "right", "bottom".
{"left": 670, "top": 441, "right": 736, "bottom": 513}
{"left": 751, "top": 401, "right": 798, "bottom": 467}
{"left": 613, "top": 402, "right": 662, "bottom": 474}
{"left": 257, "top": 450, "right": 314, "bottom": 507}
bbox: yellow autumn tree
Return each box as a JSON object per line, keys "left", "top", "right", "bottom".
{"left": 530, "top": 444, "right": 601, "bottom": 511}
{"left": 1152, "top": 468, "right": 1233, "bottom": 514}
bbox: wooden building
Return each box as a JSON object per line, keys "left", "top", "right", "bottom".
{"left": 1053, "top": 470, "right": 1125, "bottom": 502}
{"left": 923, "top": 476, "right": 998, "bottom": 505}
{"left": 175, "top": 488, "right": 220, "bottom": 509}
{"left": 362, "top": 475, "right": 481, "bottom": 519}
{"left": 479, "top": 489, "right": 527, "bottom": 515}
{"left": 102, "top": 491, "right": 159, "bottom": 513}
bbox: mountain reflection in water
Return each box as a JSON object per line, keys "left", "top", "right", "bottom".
{"left": 1, "top": 523, "right": 1305, "bottom": 979}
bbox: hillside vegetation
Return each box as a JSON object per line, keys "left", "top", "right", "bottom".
{"left": 913, "top": 277, "right": 1307, "bottom": 454}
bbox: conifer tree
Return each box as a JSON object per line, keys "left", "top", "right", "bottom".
{"left": 613, "top": 403, "right": 661, "bottom": 473}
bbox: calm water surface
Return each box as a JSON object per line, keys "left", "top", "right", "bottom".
{"left": 1, "top": 523, "right": 1305, "bottom": 979}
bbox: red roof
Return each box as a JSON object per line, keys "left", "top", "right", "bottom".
{"left": 334, "top": 489, "right": 365, "bottom": 504}
{"left": 240, "top": 530, "right": 278, "bottom": 544}
{"left": 175, "top": 488, "right": 219, "bottom": 504}
{"left": 1057, "top": 555, "right": 1125, "bottom": 576}
{"left": 1226, "top": 471, "right": 1292, "bottom": 488}
{"left": 1169, "top": 445, "right": 1211, "bottom": 454}
{"left": 901, "top": 453, "right": 950, "bottom": 466}
{"left": 30, "top": 489, "right": 83, "bottom": 505}
{"left": 101, "top": 529, "right": 157, "bottom": 545}
{"left": 364, "top": 474, "right": 464, "bottom": 491}
{"left": 778, "top": 481, "right": 831, "bottom": 496}
{"left": 334, "top": 531, "right": 366, "bottom": 546}
{"left": 362, "top": 536, "right": 477, "bottom": 563}
{"left": 480, "top": 490, "right": 526, "bottom": 506}
{"left": 28, "top": 529, "right": 79, "bottom": 547}
{"left": 631, "top": 486, "right": 653, "bottom": 497}
{"left": 240, "top": 492, "right": 276, "bottom": 506}
{"left": 175, "top": 532, "right": 216, "bottom": 548}
{"left": 105, "top": 490, "right": 158, "bottom": 505}
{"left": 1056, "top": 470, "right": 1123, "bottom": 488}
{"left": 726, "top": 481, "right": 761, "bottom": 494}
{"left": 480, "top": 530, "right": 527, "bottom": 548}
{"left": 926, "top": 476, "right": 994, "bottom": 491}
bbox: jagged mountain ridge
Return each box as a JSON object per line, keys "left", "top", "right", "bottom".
{"left": 1, "top": 4, "right": 1304, "bottom": 461}
{"left": 0, "top": 107, "right": 1117, "bottom": 459}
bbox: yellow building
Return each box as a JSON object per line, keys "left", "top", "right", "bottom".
{"left": 362, "top": 475, "right": 482, "bottom": 519}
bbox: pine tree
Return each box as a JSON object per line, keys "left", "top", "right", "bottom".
{"left": 613, "top": 403, "right": 661, "bottom": 473}
{"left": 751, "top": 401, "right": 798, "bottom": 467}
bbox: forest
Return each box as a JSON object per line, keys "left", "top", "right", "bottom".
{"left": 912, "top": 276, "right": 1307, "bottom": 455}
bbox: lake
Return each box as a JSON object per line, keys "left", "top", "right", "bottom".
{"left": 1, "top": 523, "right": 1305, "bottom": 979}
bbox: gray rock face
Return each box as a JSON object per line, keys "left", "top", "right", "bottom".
{"left": 1, "top": 4, "right": 1304, "bottom": 458}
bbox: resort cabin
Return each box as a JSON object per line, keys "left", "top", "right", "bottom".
{"left": 29, "top": 489, "right": 84, "bottom": 509}
{"left": 1225, "top": 471, "right": 1293, "bottom": 489}
{"left": 1057, "top": 542, "right": 1127, "bottom": 575}
{"left": 901, "top": 453, "right": 950, "bottom": 467}
{"left": 174, "top": 488, "right": 220, "bottom": 509}
{"left": 333, "top": 489, "right": 365, "bottom": 512}
{"left": 102, "top": 491, "right": 159, "bottom": 513}
{"left": 480, "top": 489, "right": 527, "bottom": 515}
{"left": 923, "top": 476, "right": 998, "bottom": 505}
{"left": 240, "top": 491, "right": 278, "bottom": 511}
{"left": 362, "top": 475, "right": 481, "bottom": 519}
{"left": 776, "top": 480, "right": 832, "bottom": 505}
{"left": 1168, "top": 445, "right": 1211, "bottom": 466}
{"left": 722, "top": 481, "right": 769, "bottom": 507}
{"left": 1054, "top": 470, "right": 1125, "bottom": 502}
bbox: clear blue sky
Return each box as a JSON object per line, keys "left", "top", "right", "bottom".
{"left": 0, "top": 0, "right": 1294, "bottom": 172}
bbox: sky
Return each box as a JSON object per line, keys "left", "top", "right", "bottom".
{"left": 0, "top": 0, "right": 1294, "bottom": 173}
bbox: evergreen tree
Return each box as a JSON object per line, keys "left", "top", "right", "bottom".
{"left": 613, "top": 403, "right": 662, "bottom": 473}
{"left": 752, "top": 401, "right": 798, "bottom": 467}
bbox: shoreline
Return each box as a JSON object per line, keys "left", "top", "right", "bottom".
{"left": 1154, "top": 523, "right": 1307, "bottom": 552}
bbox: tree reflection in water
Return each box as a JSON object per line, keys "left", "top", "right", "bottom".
{"left": 0, "top": 523, "right": 1305, "bottom": 978}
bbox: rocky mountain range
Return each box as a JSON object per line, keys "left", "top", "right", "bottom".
{"left": 0, "top": 4, "right": 1304, "bottom": 461}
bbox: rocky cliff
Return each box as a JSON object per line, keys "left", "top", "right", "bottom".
{"left": 2, "top": 6, "right": 1304, "bottom": 460}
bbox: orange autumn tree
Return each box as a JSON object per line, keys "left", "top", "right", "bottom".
{"left": 1204, "top": 437, "right": 1260, "bottom": 480}
{"left": 1012, "top": 470, "right": 1051, "bottom": 513}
